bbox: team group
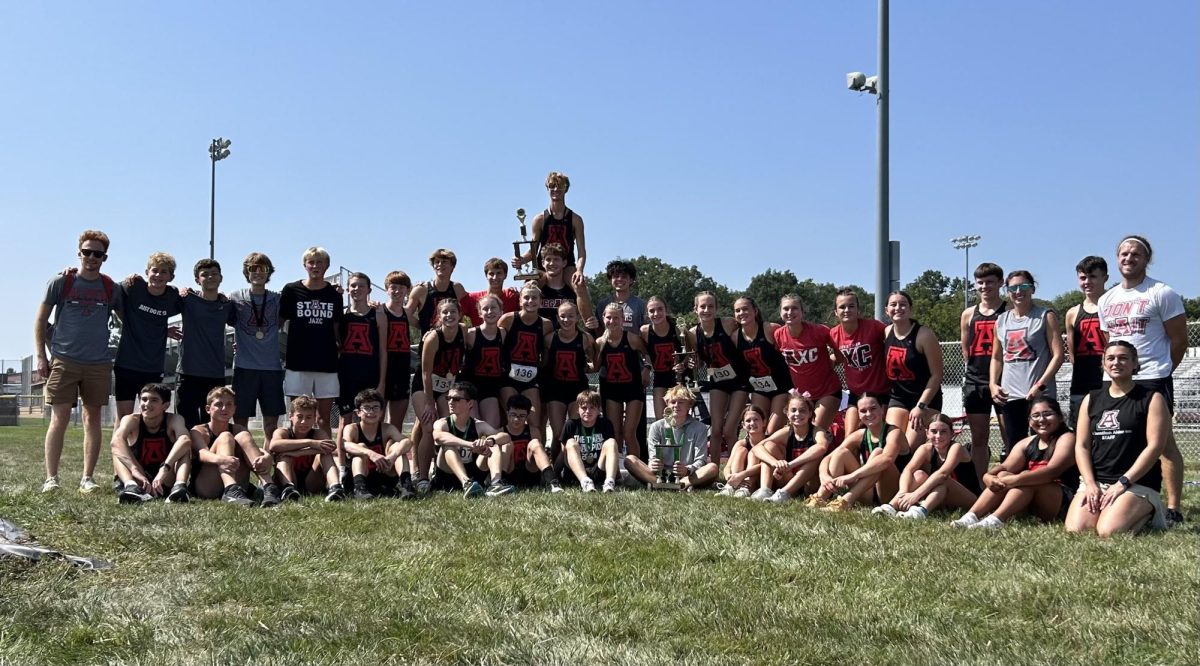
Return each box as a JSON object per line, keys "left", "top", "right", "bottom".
{"left": 34, "top": 172, "right": 1187, "bottom": 536}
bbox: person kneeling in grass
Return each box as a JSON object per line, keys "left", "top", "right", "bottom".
{"left": 806, "top": 393, "right": 905, "bottom": 512}
{"left": 268, "top": 395, "right": 345, "bottom": 502}
{"left": 501, "top": 394, "right": 563, "bottom": 493}
{"left": 718, "top": 405, "right": 768, "bottom": 498}
{"left": 750, "top": 392, "right": 830, "bottom": 503}
{"left": 190, "top": 386, "right": 277, "bottom": 507}
{"left": 562, "top": 389, "right": 620, "bottom": 493}
{"left": 877, "top": 414, "right": 979, "bottom": 520}
{"left": 626, "top": 385, "right": 717, "bottom": 491}
{"left": 342, "top": 389, "right": 412, "bottom": 500}
{"left": 111, "top": 383, "right": 195, "bottom": 504}
{"left": 432, "top": 382, "right": 514, "bottom": 498}
{"left": 951, "top": 396, "right": 1076, "bottom": 529}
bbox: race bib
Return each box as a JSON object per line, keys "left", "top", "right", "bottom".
{"left": 749, "top": 375, "right": 778, "bottom": 393}
{"left": 432, "top": 373, "right": 454, "bottom": 393}
{"left": 708, "top": 364, "right": 736, "bottom": 382}
{"left": 509, "top": 363, "right": 538, "bottom": 382}
{"left": 456, "top": 446, "right": 475, "bottom": 462}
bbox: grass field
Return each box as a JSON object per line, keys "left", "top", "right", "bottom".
{"left": 1, "top": 421, "right": 1197, "bottom": 666}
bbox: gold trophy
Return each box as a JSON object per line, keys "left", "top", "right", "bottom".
{"left": 673, "top": 325, "right": 696, "bottom": 387}
{"left": 511, "top": 208, "right": 540, "bottom": 282}
{"left": 649, "top": 407, "right": 684, "bottom": 491}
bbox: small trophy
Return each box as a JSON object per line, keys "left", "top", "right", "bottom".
{"left": 673, "top": 326, "right": 696, "bottom": 387}
{"left": 649, "top": 409, "right": 685, "bottom": 491}
{"left": 511, "top": 208, "right": 540, "bottom": 282}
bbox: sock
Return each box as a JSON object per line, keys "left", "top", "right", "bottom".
{"left": 124, "top": 481, "right": 139, "bottom": 492}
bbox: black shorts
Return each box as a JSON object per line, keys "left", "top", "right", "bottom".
{"left": 1134, "top": 377, "right": 1175, "bottom": 415}
{"left": 430, "top": 461, "right": 487, "bottom": 491}
{"left": 337, "top": 373, "right": 379, "bottom": 415}
{"left": 176, "top": 374, "right": 227, "bottom": 429}
{"left": 888, "top": 390, "right": 943, "bottom": 412}
{"left": 467, "top": 376, "right": 506, "bottom": 401}
{"left": 510, "top": 463, "right": 546, "bottom": 488}
{"left": 569, "top": 464, "right": 604, "bottom": 486}
{"left": 542, "top": 379, "right": 589, "bottom": 405}
{"left": 113, "top": 367, "right": 163, "bottom": 403}
{"left": 651, "top": 371, "right": 680, "bottom": 391}
{"left": 1056, "top": 483, "right": 1076, "bottom": 522}
{"left": 701, "top": 376, "right": 750, "bottom": 394}
{"left": 599, "top": 380, "right": 645, "bottom": 404}
{"left": 363, "top": 472, "right": 399, "bottom": 497}
{"left": 232, "top": 368, "right": 286, "bottom": 418}
{"left": 505, "top": 375, "right": 541, "bottom": 392}
{"left": 384, "top": 358, "right": 412, "bottom": 401}
{"left": 962, "top": 383, "right": 998, "bottom": 416}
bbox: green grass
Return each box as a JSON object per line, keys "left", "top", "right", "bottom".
{"left": 1, "top": 421, "right": 1198, "bottom": 666}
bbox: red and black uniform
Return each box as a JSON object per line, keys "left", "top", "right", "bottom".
{"left": 354, "top": 422, "right": 398, "bottom": 494}
{"left": 930, "top": 444, "right": 983, "bottom": 496}
{"left": 1086, "top": 385, "right": 1162, "bottom": 492}
{"left": 963, "top": 303, "right": 1006, "bottom": 415}
{"left": 426, "top": 326, "right": 465, "bottom": 396}
{"left": 503, "top": 315, "right": 547, "bottom": 390}
{"left": 433, "top": 416, "right": 488, "bottom": 490}
{"left": 830, "top": 318, "right": 890, "bottom": 402}
{"left": 1070, "top": 309, "right": 1106, "bottom": 396}
{"left": 544, "top": 330, "right": 590, "bottom": 404}
{"left": 536, "top": 208, "right": 578, "bottom": 267}
{"left": 736, "top": 326, "right": 793, "bottom": 399}
{"left": 694, "top": 322, "right": 749, "bottom": 394}
{"left": 131, "top": 417, "right": 171, "bottom": 477}
{"left": 1022, "top": 436, "right": 1079, "bottom": 518}
{"left": 411, "top": 281, "right": 459, "bottom": 394}
{"left": 785, "top": 426, "right": 818, "bottom": 460}
{"left": 337, "top": 307, "right": 382, "bottom": 415}
{"left": 284, "top": 426, "right": 317, "bottom": 482}
{"left": 646, "top": 320, "right": 682, "bottom": 390}
{"left": 383, "top": 307, "right": 412, "bottom": 401}
{"left": 506, "top": 424, "right": 542, "bottom": 486}
{"left": 884, "top": 322, "right": 942, "bottom": 411}
{"left": 464, "top": 327, "right": 505, "bottom": 400}
{"left": 774, "top": 323, "right": 841, "bottom": 400}
{"left": 598, "top": 332, "right": 645, "bottom": 403}
{"left": 539, "top": 283, "right": 577, "bottom": 330}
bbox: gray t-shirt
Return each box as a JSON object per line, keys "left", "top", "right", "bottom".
{"left": 995, "top": 305, "right": 1052, "bottom": 400}
{"left": 228, "top": 288, "right": 283, "bottom": 371}
{"left": 115, "top": 280, "right": 182, "bottom": 373}
{"left": 595, "top": 295, "right": 647, "bottom": 332}
{"left": 42, "top": 273, "right": 122, "bottom": 365}
{"left": 177, "top": 293, "right": 233, "bottom": 379}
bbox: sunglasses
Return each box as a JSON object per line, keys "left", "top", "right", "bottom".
{"left": 446, "top": 395, "right": 469, "bottom": 403}
{"left": 79, "top": 249, "right": 107, "bottom": 259}
{"left": 1006, "top": 283, "right": 1033, "bottom": 294}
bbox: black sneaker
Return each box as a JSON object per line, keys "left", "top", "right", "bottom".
{"left": 118, "top": 486, "right": 153, "bottom": 505}
{"left": 1165, "top": 508, "right": 1184, "bottom": 528}
{"left": 324, "top": 484, "right": 346, "bottom": 502}
{"left": 280, "top": 484, "right": 302, "bottom": 503}
{"left": 166, "top": 483, "right": 190, "bottom": 504}
{"left": 260, "top": 483, "right": 282, "bottom": 508}
{"left": 111, "top": 475, "right": 122, "bottom": 493}
{"left": 221, "top": 484, "right": 255, "bottom": 507}
{"left": 353, "top": 484, "right": 375, "bottom": 501}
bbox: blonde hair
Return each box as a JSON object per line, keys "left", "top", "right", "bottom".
{"left": 664, "top": 385, "right": 696, "bottom": 404}
{"left": 146, "top": 251, "right": 176, "bottom": 275}
{"left": 545, "top": 171, "right": 571, "bottom": 192}
{"left": 302, "top": 247, "right": 330, "bottom": 265}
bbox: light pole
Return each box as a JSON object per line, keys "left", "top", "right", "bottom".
{"left": 846, "top": 0, "right": 889, "bottom": 321}
{"left": 951, "top": 234, "right": 981, "bottom": 309}
{"left": 208, "top": 137, "right": 232, "bottom": 260}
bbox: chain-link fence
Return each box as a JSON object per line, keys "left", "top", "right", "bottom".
{"left": 939, "top": 321, "right": 1200, "bottom": 458}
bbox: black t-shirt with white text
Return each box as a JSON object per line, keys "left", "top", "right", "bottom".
{"left": 279, "top": 281, "right": 344, "bottom": 373}
{"left": 560, "top": 416, "right": 615, "bottom": 466}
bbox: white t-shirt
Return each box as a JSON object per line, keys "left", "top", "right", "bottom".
{"left": 1097, "top": 277, "right": 1184, "bottom": 380}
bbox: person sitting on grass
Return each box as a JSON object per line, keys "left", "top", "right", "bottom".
{"left": 501, "top": 394, "right": 563, "bottom": 493}
{"left": 626, "top": 385, "right": 717, "bottom": 491}
{"left": 268, "top": 395, "right": 345, "bottom": 502}
{"left": 951, "top": 397, "right": 1077, "bottom": 529}
{"left": 189, "top": 386, "right": 277, "bottom": 507}
{"left": 1066, "top": 340, "right": 1169, "bottom": 536}
{"left": 111, "top": 383, "right": 195, "bottom": 504}
{"left": 562, "top": 389, "right": 620, "bottom": 493}
{"left": 341, "top": 389, "right": 412, "bottom": 500}
{"left": 718, "top": 405, "right": 769, "bottom": 498}
{"left": 807, "top": 393, "right": 905, "bottom": 512}
{"left": 431, "top": 382, "right": 514, "bottom": 498}
{"left": 750, "top": 392, "right": 831, "bottom": 503}
{"left": 876, "top": 414, "right": 979, "bottom": 520}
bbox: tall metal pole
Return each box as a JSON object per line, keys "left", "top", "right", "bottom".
{"left": 209, "top": 145, "right": 217, "bottom": 260}
{"left": 875, "top": 0, "right": 890, "bottom": 322}
{"left": 963, "top": 245, "right": 970, "bottom": 309}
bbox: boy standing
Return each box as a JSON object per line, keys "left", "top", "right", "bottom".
{"left": 958, "top": 262, "right": 1007, "bottom": 479}
{"left": 113, "top": 252, "right": 182, "bottom": 424}
{"left": 229, "top": 252, "right": 286, "bottom": 444}
{"left": 1064, "top": 256, "right": 1108, "bottom": 426}
{"left": 279, "top": 247, "right": 344, "bottom": 431}
{"left": 512, "top": 171, "right": 588, "bottom": 288}
{"left": 175, "top": 259, "right": 235, "bottom": 428}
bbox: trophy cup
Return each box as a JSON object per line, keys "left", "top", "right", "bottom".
{"left": 649, "top": 408, "right": 685, "bottom": 491}
{"left": 511, "top": 208, "right": 540, "bottom": 282}
{"left": 673, "top": 326, "right": 697, "bottom": 388}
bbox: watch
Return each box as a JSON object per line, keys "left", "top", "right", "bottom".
{"left": 1118, "top": 475, "right": 1132, "bottom": 489}
{"left": 916, "top": 401, "right": 928, "bottom": 410}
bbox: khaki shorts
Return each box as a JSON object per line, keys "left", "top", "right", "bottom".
{"left": 44, "top": 358, "right": 112, "bottom": 407}
{"left": 1081, "top": 481, "right": 1168, "bottom": 531}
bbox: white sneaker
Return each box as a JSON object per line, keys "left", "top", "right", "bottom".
{"left": 872, "top": 504, "right": 898, "bottom": 517}
{"left": 968, "top": 515, "right": 1004, "bottom": 530}
{"left": 41, "top": 476, "right": 60, "bottom": 493}
{"left": 715, "top": 484, "right": 735, "bottom": 497}
{"left": 899, "top": 506, "right": 928, "bottom": 520}
{"left": 950, "top": 512, "right": 979, "bottom": 528}
{"left": 79, "top": 476, "right": 99, "bottom": 494}
{"left": 581, "top": 478, "right": 596, "bottom": 493}
{"left": 750, "top": 487, "right": 772, "bottom": 501}
{"left": 602, "top": 479, "right": 616, "bottom": 493}
{"left": 732, "top": 486, "right": 752, "bottom": 499}
{"left": 767, "top": 489, "right": 791, "bottom": 504}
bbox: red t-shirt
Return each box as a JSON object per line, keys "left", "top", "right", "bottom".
{"left": 829, "top": 317, "right": 891, "bottom": 395}
{"left": 773, "top": 323, "right": 842, "bottom": 398}
{"left": 461, "top": 288, "right": 521, "bottom": 325}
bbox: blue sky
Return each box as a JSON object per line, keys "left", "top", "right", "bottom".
{"left": 2, "top": 1, "right": 1197, "bottom": 363}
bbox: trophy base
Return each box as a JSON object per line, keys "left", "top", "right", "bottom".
{"left": 513, "top": 271, "right": 541, "bottom": 282}
{"left": 648, "top": 482, "right": 683, "bottom": 491}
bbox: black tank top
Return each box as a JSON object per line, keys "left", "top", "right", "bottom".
{"left": 1087, "top": 385, "right": 1161, "bottom": 491}
{"left": 736, "top": 325, "right": 793, "bottom": 392}
{"left": 929, "top": 443, "right": 983, "bottom": 495}
{"left": 384, "top": 306, "right": 412, "bottom": 364}
{"left": 885, "top": 322, "right": 932, "bottom": 405}
{"left": 647, "top": 320, "right": 681, "bottom": 376}
{"left": 859, "top": 423, "right": 894, "bottom": 465}
{"left": 447, "top": 416, "right": 479, "bottom": 461}
{"left": 694, "top": 322, "right": 748, "bottom": 379}
{"left": 133, "top": 417, "right": 170, "bottom": 467}
{"left": 503, "top": 314, "right": 546, "bottom": 368}
{"left": 355, "top": 422, "right": 386, "bottom": 455}
{"left": 464, "top": 326, "right": 504, "bottom": 382}
{"left": 537, "top": 208, "right": 577, "bottom": 266}
{"left": 430, "top": 326, "right": 465, "bottom": 379}
{"left": 339, "top": 307, "right": 380, "bottom": 376}
{"left": 1070, "top": 309, "right": 1105, "bottom": 395}
{"left": 1022, "top": 435, "right": 1080, "bottom": 489}
{"left": 964, "top": 303, "right": 1006, "bottom": 386}
{"left": 786, "top": 426, "right": 817, "bottom": 459}
{"left": 539, "top": 283, "right": 576, "bottom": 328}
{"left": 417, "top": 281, "right": 458, "bottom": 332}
{"left": 509, "top": 424, "right": 532, "bottom": 458}
{"left": 548, "top": 330, "right": 589, "bottom": 383}
{"left": 599, "top": 331, "right": 642, "bottom": 387}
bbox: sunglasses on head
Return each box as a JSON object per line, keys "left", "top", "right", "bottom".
{"left": 79, "top": 249, "right": 107, "bottom": 259}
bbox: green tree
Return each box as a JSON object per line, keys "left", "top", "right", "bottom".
{"left": 587, "top": 256, "right": 733, "bottom": 320}
{"left": 1184, "top": 296, "right": 1200, "bottom": 321}
{"left": 901, "top": 269, "right": 963, "bottom": 341}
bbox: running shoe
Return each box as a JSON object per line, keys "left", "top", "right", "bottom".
{"left": 41, "top": 476, "right": 60, "bottom": 493}
{"left": 353, "top": 484, "right": 375, "bottom": 501}
{"left": 279, "top": 485, "right": 301, "bottom": 503}
{"left": 803, "top": 495, "right": 828, "bottom": 509}
{"left": 715, "top": 483, "right": 735, "bottom": 497}
{"left": 166, "top": 483, "right": 190, "bottom": 504}
{"left": 601, "top": 479, "right": 616, "bottom": 493}
{"left": 221, "top": 484, "right": 255, "bottom": 507}
{"left": 1165, "top": 508, "right": 1184, "bottom": 528}
{"left": 766, "top": 489, "right": 791, "bottom": 504}
{"left": 872, "top": 504, "right": 898, "bottom": 517}
{"left": 750, "top": 487, "right": 772, "bottom": 501}
{"left": 549, "top": 480, "right": 564, "bottom": 494}
{"left": 967, "top": 515, "right": 1004, "bottom": 530}
{"left": 79, "top": 476, "right": 99, "bottom": 494}
{"left": 464, "top": 480, "right": 485, "bottom": 498}
{"left": 950, "top": 512, "right": 979, "bottom": 528}
{"left": 486, "top": 482, "right": 517, "bottom": 497}
{"left": 822, "top": 497, "right": 850, "bottom": 512}
{"left": 415, "top": 478, "right": 431, "bottom": 495}
{"left": 261, "top": 483, "right": 283, "bottom": 508}
{"left": 118, "top": 486, "right": 153, "bottom": 504}
{"left": 732, "top": 486, "right": 752, "bottom": 499}
{"left": 899, "top": 506, "right": 928, "bottom": 520}
{"left": 324, "top": 484, "right": 346, "bottom": 502}
{"left": 580, "top": 478, "right": 596, "bottom": 493}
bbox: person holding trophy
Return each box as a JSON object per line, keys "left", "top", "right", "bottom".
{"left": 625, "top": 385, "right": 717, "bottom": 491}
